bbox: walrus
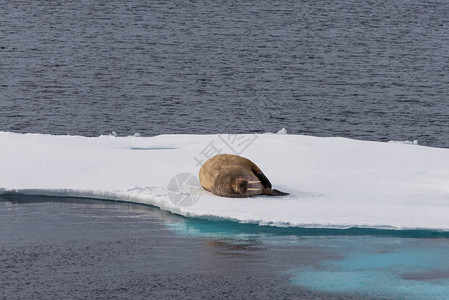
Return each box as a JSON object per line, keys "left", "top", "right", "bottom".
{"left": 199, "top": 154, "right": 289, "bottom": 198}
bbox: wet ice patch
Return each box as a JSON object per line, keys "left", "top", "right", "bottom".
{"left": 130, "top": 147, "right": 177, "bottom": 150}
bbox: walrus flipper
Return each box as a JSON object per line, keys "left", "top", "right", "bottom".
{"left": 255, "top": 172, "right": 272, "bottom": 189}
{"left": 264, "top": 189, "right": 289, "bottom": 196}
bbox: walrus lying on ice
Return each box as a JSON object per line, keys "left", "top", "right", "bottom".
{"left": 199, "top": 154, "right": 289, "bottom": 198}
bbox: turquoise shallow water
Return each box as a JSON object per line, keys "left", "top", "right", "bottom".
{"left": 168, "top": 218, "right": 449, "bottom": 299}
{"left": 167, "top": 223, "right": 447, "bottom": 299}
{"left": 288, "top": 243, "right": 449, "bottom": 299}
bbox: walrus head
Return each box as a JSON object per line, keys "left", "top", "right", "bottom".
{"left": 233, "top": 178, "right": 262, "bottom": 196}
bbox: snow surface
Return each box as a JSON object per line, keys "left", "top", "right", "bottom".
{"left": 1, "top": 131, "right": 449, "bottom": 230}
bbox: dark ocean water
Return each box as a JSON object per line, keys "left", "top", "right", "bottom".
{"left": 1, "top": 0, "right": 449, "bottom": 147}
{"left": 2, "top": 1, "right": 449, "bottom": 299}
{"left": 0, "top": 195, "right": 372, "bottom": 300}
{"left": 2, "top": 195, "right": 449, "bottom": 299}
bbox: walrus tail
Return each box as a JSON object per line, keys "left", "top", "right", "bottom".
{"left": 264, "top": 188, "right": 289, "bottom": 196}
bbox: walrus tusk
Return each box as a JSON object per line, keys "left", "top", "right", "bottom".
{"left": 248, "top": 181, "right": 261, "bottom": 191}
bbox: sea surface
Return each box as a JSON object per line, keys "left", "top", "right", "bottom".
{"left": 1, "top": 0, "right": 449, "bottom": 147}
{"left": 2, "top": 0, "right": 449, "bottom": 299}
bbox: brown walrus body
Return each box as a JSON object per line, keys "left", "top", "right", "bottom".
{"left": 199, "top": 154, "right": 289, "bottom": 198}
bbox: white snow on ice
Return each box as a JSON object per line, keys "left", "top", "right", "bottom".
{"left": 1, "top": 131, "right": 449, "bottom": 230}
